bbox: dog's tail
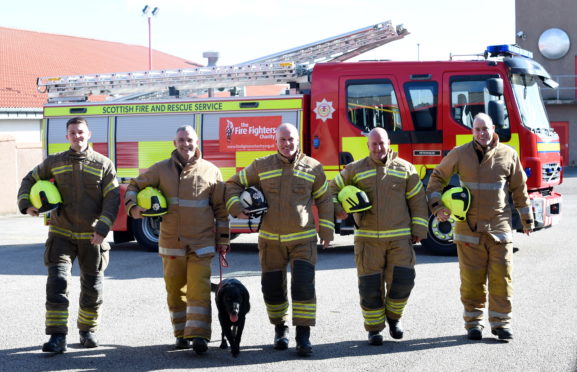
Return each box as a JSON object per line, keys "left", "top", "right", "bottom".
{"left": 210, "top": 282, "right": 219, "bottom": 293}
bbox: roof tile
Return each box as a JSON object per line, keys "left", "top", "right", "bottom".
{"left": 0, "top": 27, "right": 200, "bottom": 108}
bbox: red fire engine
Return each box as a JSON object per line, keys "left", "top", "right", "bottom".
{"left": 38, "top": 21, "right": 562, "bottom": 254}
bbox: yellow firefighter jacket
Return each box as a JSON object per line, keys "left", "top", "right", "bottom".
{"left": 331, "top": 151, "right": 429, "bottom": 242}
{"left": 225, "top": 151, "right": 334, "bottom": 244}
{"left": 125, "top": 149, "right": 229, "bottom": 257}
{"left": 426, "top": 134, "right": 534, "bottom": 244}
{"left": 17, "top": 147, "right": 120, "bottom": 239}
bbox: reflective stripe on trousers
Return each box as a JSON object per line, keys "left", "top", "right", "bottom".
{"left": 457, "top": 233, "right": 513, "bottom": 330}
{"left": 162, "top": 251, "right": 213, "bottom": 339}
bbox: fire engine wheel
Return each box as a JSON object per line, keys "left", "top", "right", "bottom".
{"left": 131, "top": 217, "right": 160, "bottom": 252}
{"left": 420, "top": 214, "right": 457, "bottom": 256}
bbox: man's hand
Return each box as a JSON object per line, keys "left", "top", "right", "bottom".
{"left": 26, "top": 206, "right": 39, "bottom": 217}
{"left": 130, "top": 206, "right": 145, "bottom": 219}
{"left": 435, "top": 207, "right": 452, "bottom": 222}
{"left": 320, "top": 239, "right": 331, "bottom": 249}
{"left": 91, "top": 232, "right": 105, "bottom": 245}
{"left": 335, "top": 210, "right": 348, "bottom": 220}
{"left": 523, "top": 227, "right": 533, "bottom": 236}
{"left": 411, "top": 235, "right": 422, "bottom": 244}
{"left": 236, "top": 211, "right": 250, "bottom": 219}
{"left": 217, "top": 244, "right": 230, "bottom": 255}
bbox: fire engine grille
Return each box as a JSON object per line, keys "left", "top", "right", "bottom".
{"left": 541, "top": 162, "right": 562, "bottom": 183}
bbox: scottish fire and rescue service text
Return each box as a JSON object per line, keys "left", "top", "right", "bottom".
{"left": 102, "top": 102, "right": 224, "bottom": 114}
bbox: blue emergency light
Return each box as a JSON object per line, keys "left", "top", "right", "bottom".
{"left": 486, "top": 45, "right": 533, "bottom": 58}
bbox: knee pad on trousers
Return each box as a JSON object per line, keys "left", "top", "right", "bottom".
{"left": 262, "top": 270, "right": 285, "bottom": 303}
{"left": 388, "top": 266, "right": 416, "bottom": 300}
{"left": 47, "top": 265, "right": 69, "bottom": 305}
{"left": 80, "top": 273, "right": 104, "bottom": 309}
{"left": 291, "top": 260, "right": 315, "bottom": 301}
{"left": 359, "top": 273, "right": 383, "bottom": 309}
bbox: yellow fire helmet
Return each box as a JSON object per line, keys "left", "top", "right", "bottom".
{"left": 30, "top": 180, "right": 62, "bottom": 214}
{"left": 137, "top": 187, "right": 168, "bottom": 217}
{"left": 338, "top": 185, "right": 372, "bottom": 213}
{"left": 441, "top": 186, "right": 471, "bottom": 221}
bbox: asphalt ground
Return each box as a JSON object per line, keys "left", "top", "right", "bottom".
{"left": 1, "top": 168, "right": 576, "bottom": 372}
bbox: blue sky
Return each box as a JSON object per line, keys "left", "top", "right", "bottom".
{"left": 1, "top": 0, "right": 517, "bottom": 67}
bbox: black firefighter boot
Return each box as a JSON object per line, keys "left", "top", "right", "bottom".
{"left": 387, "top": 317, "right": 404, "bottom": 340}
{"left": 295, "top": 326, "right": 312, "bottom": 357}
{"left": 42, "top": 333, "right": 67, "bottom": 353}
{"left": 79, "top": 331, "right": 99, "bottom": 348}
{"left": 273, "top": 324, "right": 289, "bottom": 350}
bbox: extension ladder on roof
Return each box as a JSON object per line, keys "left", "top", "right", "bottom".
{"left": 37, "top": 20, "right": 408, "bottom": 102}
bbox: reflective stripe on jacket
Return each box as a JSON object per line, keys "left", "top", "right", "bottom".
{"left": 126, "top": 149, "right": 229, "bottom": 256}
{"left": 426, "top": 135, "right": 533, "bottom": 244}
{"left": 225, "top": 151, "right": 334, "bottom": 244}
{"left": 17, "top": 147, "right": 120, "bottom": 238}
{"left": 330, "top": 151, "right": 428, "bottom": 242}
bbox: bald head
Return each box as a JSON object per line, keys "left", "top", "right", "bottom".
{"left": 472, "top": 113, "right": 495, "bottom": 147}
{"left": 276, "top": 123, "right": 300, "bottom": 160}
{"left": 368, "top": 127, "right": 389, "bottom": 141}
{"left": 368, "top": 127, "right": 390, "bottom": 163}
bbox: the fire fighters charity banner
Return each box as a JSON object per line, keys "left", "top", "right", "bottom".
{"left": 219, "top": 116, "right": 281, "bottom": 152}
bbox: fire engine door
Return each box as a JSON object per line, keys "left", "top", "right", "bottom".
{"left": 339, "top": 76, "right": 413, "bottom": 166}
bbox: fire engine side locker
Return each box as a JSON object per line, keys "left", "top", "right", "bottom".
{"left": 197, "top": 96, "right": 308, "bottom": 235}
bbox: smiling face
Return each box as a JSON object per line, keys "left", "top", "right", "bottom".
{"left": 367, "top": 127, "right": 390, "bottom": 163}
{"left": 173, "top": 127, "right": 198, "bottom": 162}
{"left": 472, "top": 115, "right": 495, "bottom": 147}
{"left": 66, "top": 122, "right": 91, "bottom": 152}
{"left": 276, "top": 123, "right": 299, "bottom": 160}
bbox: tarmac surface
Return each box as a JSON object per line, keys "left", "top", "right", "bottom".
{"left": 0, "top": 168, "right": 576, "bottom": 371}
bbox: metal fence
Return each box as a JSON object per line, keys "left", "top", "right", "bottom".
{"left": 541, "top": 75, "right": 577, "bottom": 101}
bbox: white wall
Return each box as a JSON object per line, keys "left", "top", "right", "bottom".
{"left": 0, "top": 118, "right": 42, "bottom": 143}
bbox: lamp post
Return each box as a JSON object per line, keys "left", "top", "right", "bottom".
{"left": 142, "top": 5, "right": 159, "bottom": 70}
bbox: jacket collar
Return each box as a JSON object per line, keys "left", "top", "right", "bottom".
{"left": 276, "top": 150, "right": 304, "bottom": 165}
{"left": 473, "top": 133, "right": 500, "bottom": 155}
{"left": 171, "top": 147, "right": 202, "bottom": 168}
{"left": 68, "top": 145, "right": 92, "bottom": 160}
{"left": 368, "top": 149, "right": 397, "bottom": 167}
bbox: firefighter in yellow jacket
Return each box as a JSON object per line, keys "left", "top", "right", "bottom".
{"left": 225, "top": 123, "right": 334, "bottom": 357}
{"left": 125, "top": 125, "right": 229, "bottom": 354}
{"left": 426, "top": 113, "right": 533, "bottom": 341}
{"left": 330, "top": 127, "right": 428, "bottom": 345}
{"left": 17, "top": 117, "right": 120, "bottom": 353}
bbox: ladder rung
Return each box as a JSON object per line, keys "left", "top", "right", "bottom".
{"left": 38, "top": 20, "right": 408, "bottom": 100}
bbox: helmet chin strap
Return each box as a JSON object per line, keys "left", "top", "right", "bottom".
{"left": 248, "top": 210, "right": 267, "bottom": 232}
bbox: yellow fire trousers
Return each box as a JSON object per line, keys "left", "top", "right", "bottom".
{"left": 258, "top": 239, "right": 317, "bottom": 327}
{"left": 355, "top": 238, "right": 416, "bottom": 332}
{"left": 162, "top": 251, "right": 213, "bottom": 340}
{"left": 457, "top": 232, "right": 513, "bottom": 330}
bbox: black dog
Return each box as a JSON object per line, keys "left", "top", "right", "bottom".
{"left": 212, "top": 279, "right": 250, "bottom": 357}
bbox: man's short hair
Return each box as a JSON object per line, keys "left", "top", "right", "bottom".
{"left": 176, "top": 125, "right": 194, "bottom": 134}
{"left": 473, "top": 113, "right": 493, "bottom": 126}
{"left": 66, "top": 117, "right": 88, "bottom": 129}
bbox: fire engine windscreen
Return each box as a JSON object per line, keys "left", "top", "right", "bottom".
{"left": 510, "top": 74, "right": 550, "bottom": 129}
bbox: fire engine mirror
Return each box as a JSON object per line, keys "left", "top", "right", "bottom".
{"left": 487, "top": 78, "right": 503, "bottom": 97}
{"left": 488, "top": 101, "right": 504, "bottom": 128}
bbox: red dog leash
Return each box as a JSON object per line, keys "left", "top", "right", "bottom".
{"left": 218, "top": 247, "right": 230, "bottom": 288}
